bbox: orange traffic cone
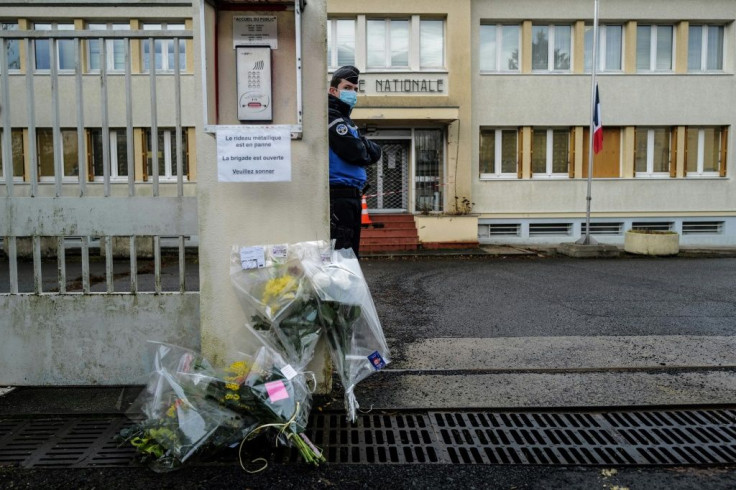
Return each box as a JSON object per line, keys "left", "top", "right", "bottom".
{"left": 361, "top": 195, "right": 373, "bottom": 226}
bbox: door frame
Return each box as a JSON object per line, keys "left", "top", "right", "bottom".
{"left": 366, "top": 127, "right": 447, "bottom": 213}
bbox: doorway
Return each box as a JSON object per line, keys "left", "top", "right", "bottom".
{"left": 365, "top": 139, "right": 410, "bottom": 212}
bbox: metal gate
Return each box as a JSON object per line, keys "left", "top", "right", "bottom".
{"left": 365, "top": 140, "right": 409, "bottom": 213}
{"left": 0, "top": 24, "right": 199, "bottom": 385}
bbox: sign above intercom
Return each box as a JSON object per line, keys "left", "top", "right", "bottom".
{"left": 233, "top": 16, "right": 278, "bottom": 49}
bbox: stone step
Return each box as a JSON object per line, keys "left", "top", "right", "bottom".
{"left": 362, "top": 228, "right": 420, "bottom": 238}
{"left": 361, "top": 214, "right": 419, "bottom": 253}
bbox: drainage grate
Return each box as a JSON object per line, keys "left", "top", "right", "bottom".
{"left": 2, "top": 408, "right": 736, "bottom": 468}
{"left": 0, "top": 417, "right": 138, "bottom": 468}
{"left": 433, "top": 409, "right": 736, "bottom": 466}
{"left": 308, "top": 412, "right": 443, "bottom": 464}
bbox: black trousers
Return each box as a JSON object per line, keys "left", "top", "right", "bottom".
{"left": 330, "top": 195, "right": 362, "bottom": 258}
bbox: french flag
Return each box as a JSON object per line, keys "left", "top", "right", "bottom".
{"left": 593, "top": 85, "right": 603, "bottom": 154}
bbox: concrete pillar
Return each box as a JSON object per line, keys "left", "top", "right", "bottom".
{"left": 195, "top": 1, "right": 332, "bottom": 390}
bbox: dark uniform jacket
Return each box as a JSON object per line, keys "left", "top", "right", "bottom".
{"left": 328, "top": 94, "right": 382, "bottom": 190}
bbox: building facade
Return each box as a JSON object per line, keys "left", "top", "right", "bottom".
{"left": 328, "top": 0, "right": 736, "bottom": 247}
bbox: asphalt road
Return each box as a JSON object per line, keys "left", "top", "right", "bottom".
{"left": 362, "top": 255, "right": 736, "bottom": 340}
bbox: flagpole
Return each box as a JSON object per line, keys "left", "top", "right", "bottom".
{"left": 579, "top": 0, "right": 600, "bottom": 245}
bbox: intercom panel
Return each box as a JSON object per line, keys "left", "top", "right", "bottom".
{"left": 236, "top": 46, "right": 272, "bottom": 121}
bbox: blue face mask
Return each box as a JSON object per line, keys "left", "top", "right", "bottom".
{"left": 339, "top": 89, "right": 357, "bottom": 108}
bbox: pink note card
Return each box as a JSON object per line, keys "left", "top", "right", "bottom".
{"left": 265, "top": 380, "right": 289, "bottom": 403}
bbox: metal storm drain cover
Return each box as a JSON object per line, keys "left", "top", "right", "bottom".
{"left": 432, "top": 409, "right": 736, "bottom": 466}
{"left": 1, "top": 408, "right": 735, "bottom": 468}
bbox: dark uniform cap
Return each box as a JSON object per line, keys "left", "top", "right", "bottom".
{"left": 332, "top": 65, "right": 360, "bottom": 85}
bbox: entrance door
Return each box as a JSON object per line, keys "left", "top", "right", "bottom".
{"left": 365, "top": 140, "right": 409, "bottom": 212}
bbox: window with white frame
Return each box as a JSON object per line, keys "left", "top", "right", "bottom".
{"left": 1, "top": 23, "right": 20, "bottom": 72}
{"left": 532, "top": 25, "right": 572, "bottom": 71}
{"left": 327, "top": 19, "right": 355, "bottom": 68}
{"left": 584, "top": 24, "right": 623, "bottom": 72}
{"left": 34, "top": 23, "right": 76, "bottom": 71}
{"left": 328, "top": 17, "right": 445, "bottom": 72}
{"left": 532, "top": 128, "right": 570, "bottom": 177}
{"left": 88, "top": 23, "right": 130, "bottom": 72}
{"left": 144, "top": 128, "right": 189, "bottom": 180}
{"left": 142, "top": 23, "right": 186, "bottom": 72}
{"left": 637, "top": 25, "right": 674, "bottom": 72}
{"left": 686, "top": 127, "right": 723, "bottom": 176}
{"left": 479, "top": 128, "right": 518, "bottom": 177}
{"left": 0, "top": 129, "right": 25, "bottom": 179}
{"left": 88, "top": 129, "right": 129, "bottom": 180}
{"left": 634, "top": 128, "right": 670, "bottom": 176}
{"left": 367, "top": 18, "right": 410, "bottom": 69}
{"left": 479, "top": 24, "right": 520, "bottom": 72}
{"left": 36, "top": 128, "right": 80, "bottom": 179}
{"left": 688, "top": 25, "right": 723, "bottom": 72}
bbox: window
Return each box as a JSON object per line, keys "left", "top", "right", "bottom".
{"left": 328, "top": 17, "right": 445, "bottom": 72}
{"left": 414, "top": 129, "right": 444, "bottom": 212}
{"left": 532, "top": 25, "right": 571, "bottom": 71}
{"left": 88, "top": 129, "right": 129, "bottom": 180}
{"left": 532, "top": 129, "right": 570, "bottom": 177}
{"left": 0, "top": 129, "right": 24, "bottom": 179}
{"left": 88, "top": 23, "right": 129, "bottom": 72}
{"left": 420, "top": 19, "right": 444, "bottom": 68}
{"left": 634, "top": 128, "right": 670, "bottom": 176}
{"left": 142, "top": 23, "right": 186, "bottom": 72}
{"left": 584, "top": 24, "right": 622, "bottom": 71}
{"left": 686, "top": 127, "right": 723, "bottom": 176}
{"left": 144, "top": 128, "right": 189, "bottom": 180}
{"left": 327, "top": 19, "right": 355, "bottom": 68}
{"left": 36, "top": 128, "right": 80, "bottom": 179}
{"left": 1, "top": 23, "right": 20, "bottom": 72}
{"left": 637, "top": 25, "right": 673, "bottom": 72}
{"left": 34, "top": 23, "right": 75, "bottom": 71}
{"left": 367, "top": 19, "right": 409, "bottom": 68}
{"left": 480, "top": 128, "right": 518, "bottom": 177}
{"left": 688, "top": 25, "right": 723, "bottom": 72}
{"left": 479, "top": 24, "right": 520, "bottom": 72}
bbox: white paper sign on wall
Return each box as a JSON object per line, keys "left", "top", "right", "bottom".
{"left": 217, "top": 126, "right": 291, "bottom": 182}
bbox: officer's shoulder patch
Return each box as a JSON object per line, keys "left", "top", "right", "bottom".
{"left": 336, "top": 123, "right": 348, "bottom": 136}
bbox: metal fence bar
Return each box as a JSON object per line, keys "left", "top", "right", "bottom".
{"left": 105, "top": 236, "right": 114, "bottom": 293}
{"left": 100, "top": 37, "right": 111, "bottom": 197}
{"left": 0, "top": 38, "right": 13, "bottom": 196}
{"left": 178, "top": 236, "right": 186, "bottom": 293}
{"left": 130, "top": 236, "right": 138, "bottom": 294}
{"left": 174, "top": 37, "right": 183, "bottom": 197}
{"left": 33, "top": 236, "right": 42, "bottom": 294}
{"left": 81, "top": 236, "right": 90, "bottom": 294}
{"left": 125, "top": 38, "right": 134, "bottom": 197}
{"left": 154, "top": 235, "right": 161, "bottom": 294}
{"left": 7, "top": 237, "right": 18, "bottom": 294}
{"left": 149, "top": 37, "right": 159, "bottom": 197}
{"left": 25, "top": 38, "right": 38, "bottom": 197}
{"left": 57, "top": 236, "right": 66, "bottom": 294}
{"left": 50, "top": 39, "right": 62, "bottom": 197}
{"left": 174, "top": 39, "right": 186, "bottom": 293}
{"left": 75, "top": 38, "right": 86, "bottom": 196}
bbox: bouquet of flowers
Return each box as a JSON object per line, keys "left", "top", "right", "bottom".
{"left": 204, "top": 346, "right": 324, "bottom": 466}
{"left": 120, "top": 342, "right": 324, "bottom": 470}
{"left": 297, "top": 243, "right": 391, "bottom": 422}
{"left": 118, "top": 343, "right": 255, "bottom": 472}
{"left": 231, "top": 245, "right": 323, "bottom": 370}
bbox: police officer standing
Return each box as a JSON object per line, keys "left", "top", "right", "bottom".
{"left": 328, "top": 66, "right": 382, "bottom": 258}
